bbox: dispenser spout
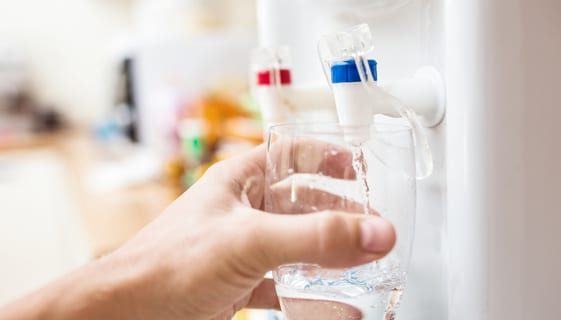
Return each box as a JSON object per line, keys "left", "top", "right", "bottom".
{"left": 318, "top": 24, "right": 438, "bottom": 178}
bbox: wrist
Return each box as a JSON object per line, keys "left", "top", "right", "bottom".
{"left": 0, "top": 253, "right": 144, "bottom": 320}
{"left": 47, "top": 252, "right": 152, "bottom": 320}
{"left": 76, "top": 252, "right": 153, "bottom": 320}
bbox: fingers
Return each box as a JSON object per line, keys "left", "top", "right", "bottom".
{"left": 222, "top": 138, "right": 354, "bottom": 181}
{"left": 280, "top": 298, "right": 362, "bottom": 320}
{"left": 242, "top": 210, "right": 396, "bottom": 274}
{"left": 222, "top": 137, "right": 354, "bottom": 178}
{"left": 267, "top": 136, "right": 355, "bottom": 180}
{"left": 200, "top": 145, "right": 267, "bottom": 209}
{"left": 205, "top": 139, "right": 355, "bottom": 209}
{"left": 267, "top": 179, "right": 377, "bottom": 214}
{"left": 245, "top": 279, "right": 280, "bottom": 310}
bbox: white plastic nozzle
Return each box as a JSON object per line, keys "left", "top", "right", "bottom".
{"left": 318, "top": 24, "right": 436, "bottom": 179}
{"left": 250, "top": 47, "right": 294, "bottom": 128}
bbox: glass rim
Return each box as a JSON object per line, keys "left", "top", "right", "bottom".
{"left": 268, "top": 122, "right": 412, "bottom": 135}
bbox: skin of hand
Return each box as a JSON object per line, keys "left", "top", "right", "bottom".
{"left": 0, "top": 143, "right": 396, "bottom": 320}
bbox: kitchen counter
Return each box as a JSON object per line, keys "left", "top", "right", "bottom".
{"left": 0, "top": 131, "right": 179, "bottom": 258}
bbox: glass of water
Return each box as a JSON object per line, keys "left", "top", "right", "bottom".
{"left": 265, "top": 122, "right": 416, "bottom": 320}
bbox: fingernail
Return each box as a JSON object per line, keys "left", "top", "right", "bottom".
{"left": 360, "top": 218, "right": 394, "bottom": 253}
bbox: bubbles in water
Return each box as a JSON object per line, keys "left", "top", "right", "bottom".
{"left": 275, "top": 143, "right": 409, "bottom": 319}
{"left": 275, "top": 262, "right": 406, "bottom": 319}
{"left": 383, "top": 289, "right": 403, "bottom": 320}
{"left": 351, "top": 145, "right": 371, "bottom": 215}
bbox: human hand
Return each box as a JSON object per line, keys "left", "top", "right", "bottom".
{"left": 0, "top": 143, "right": 395, "bottom": 320}
{"left": 109, "top": 142, "right": 396, "bottom": 320}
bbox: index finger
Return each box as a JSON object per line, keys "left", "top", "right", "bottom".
{"left": 228, "top": 138, "right": 355, "bottom": 181}
{"left": 220, "top": 138, "right": 355, "bottom": 209}
{"left": 266, "top": 135, "right": 355, "bottom": 181}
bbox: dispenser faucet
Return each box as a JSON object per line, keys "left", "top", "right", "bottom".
{"left": 251, "top": 24, "right": 445, "bottom": 178}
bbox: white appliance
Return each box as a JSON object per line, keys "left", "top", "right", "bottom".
{"left": 256, "top": 0, "right": 561, "bottom": 319}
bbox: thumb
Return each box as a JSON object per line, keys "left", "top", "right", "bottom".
{"left": 244, "top": 211, "right": 396, "bottom": 274}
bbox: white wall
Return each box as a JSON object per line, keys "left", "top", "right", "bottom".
{"left": 0, "top": 0, "right": 133, "bottom": 124}
{"left": 446, "top": 0, "right": 561, "bottom": 319}
{"left": 133, "top": 0, "right": 256, "bottom": 40}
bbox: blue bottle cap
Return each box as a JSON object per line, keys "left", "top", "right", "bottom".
{"left": 331, "top": 59, "right": 377, "bottom": 83}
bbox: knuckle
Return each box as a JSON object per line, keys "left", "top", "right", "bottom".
{"left": 239, "top": 215, "right": 261, "bottom": 249}
{"left": 205, "top": 161, "right": 227, "bottom": 177}
{"left": 316, "top": 212, "right": 349, "bottom": 252}
{"left": 319, "top": 212, "right": 347, "bottom": 235}
{"left": 231, "top": 213, "right": 270, "bottom": 274}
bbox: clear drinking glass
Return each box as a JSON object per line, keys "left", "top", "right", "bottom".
{"left": 265, "top": 123, "right": 416, "bottom": 320}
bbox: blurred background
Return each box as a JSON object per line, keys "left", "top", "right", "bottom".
{"left": 0, "top": 1, "right": 268, "bottom": 318}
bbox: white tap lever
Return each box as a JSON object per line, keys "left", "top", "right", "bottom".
{"left": 318, "top": 24, "right": 442, "bottom": 178}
